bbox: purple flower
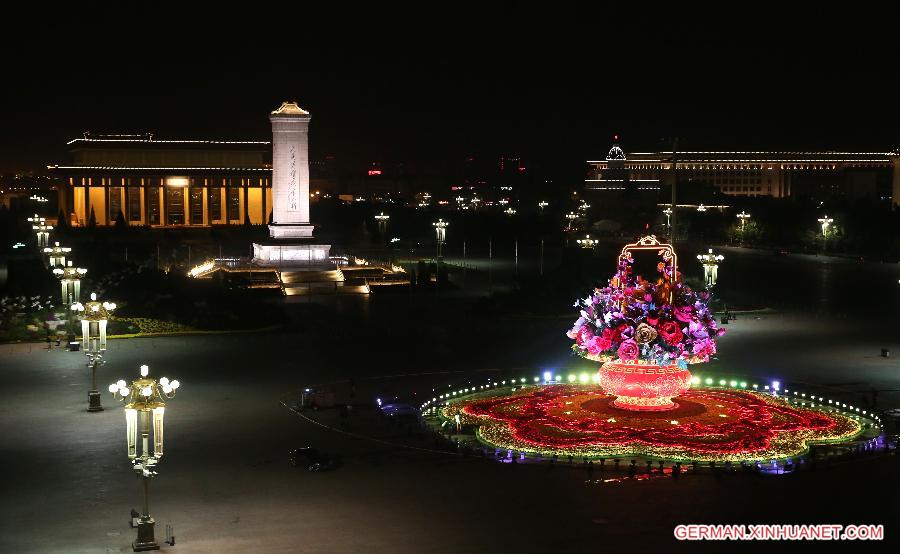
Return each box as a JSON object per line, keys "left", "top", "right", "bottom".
{"left": 688, "top": 320, "right": 709, "bottom": 340}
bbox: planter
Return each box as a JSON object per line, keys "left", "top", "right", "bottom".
{"left": 598, "top": 361, "right": 692, "bottom": 411}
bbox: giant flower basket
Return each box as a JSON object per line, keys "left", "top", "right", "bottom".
{"left": 567, "top": 235, "right": 724, "bottom": 411}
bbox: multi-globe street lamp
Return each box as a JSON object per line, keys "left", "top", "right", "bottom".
{"left": 53, "top": 261, "right": 88, "bottom": 307}
{"left": 44, "top": 241, "right": 72, "bottom": 268}
{"left": 696, "top": 204, "right": 708, "bottom": 212}
{"left": 374, "top": 212, "right": 390, "bottom": 234}
{"left": 737, "top": 211, "right": 751, "bottom": 232}
{"left": 577, "top": 234, "right": 597, "bottom": 250}
{"left": 697, "top": 248, "right": 725, "bottom": 289}
{"left": 537, "top": 200, "right": 549, "bottom": 213}
{"left": 503, "top": 207, "right": 517, "bottom": 216}
{"left": 433, "top": 218, "right": 448, "bottom": 258}
{"left": 736, "top": 211, "right": 751, "bottom": 245}
{"left": 109, "top": 364, "right": 180, "bottom": 552}
{"left": 27, "top": 213, "right": 53, "bottom": 249}
{"left": 818, "top": 215, "right": 833, "bottom": 238}
{"left": 818, "top": 215, "right": 834, "bottom": 252}
{"left": 663, "top": 207, "right": 673, "bottom": 231}
{"left": 72, "top": 292, "right": 116, "bottom": 412}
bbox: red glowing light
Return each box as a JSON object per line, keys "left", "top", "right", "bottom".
{"left": 451, "top": 386, "right": 860, "bottom": 460}
{"left": 598, "top": 361, "right": 692, "bottom": 411}
{"left": 367, "top": 169, "right": 382, "bottom": 176}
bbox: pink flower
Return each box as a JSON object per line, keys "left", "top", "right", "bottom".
{"left": 573, "top": 325, "right": 593, "bottom": 345}
{"left": 692, "top": 338, "right": 717, "bottom": 359}
{"left": 586, "top": 336, "right": 609, "bottom": 356}
{"left": 617, "top": 339, "right": 640, "bottom": 361}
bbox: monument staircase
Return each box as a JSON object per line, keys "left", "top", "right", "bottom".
{"left": 280, "top": 267, "right": 370, "bottom": 296}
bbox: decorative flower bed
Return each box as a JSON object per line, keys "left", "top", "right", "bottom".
{"left": 109, "top": 317, "right": 195, "bottom": 336}
{"left": 0, "top": 296, "right": 62, "bottom": 342}
{"left": 445, "top": 385, "right": 863, "bottom": 462}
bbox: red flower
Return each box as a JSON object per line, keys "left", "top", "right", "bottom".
{"left": 657, "top": 320, "right": 683, "bottom": 345}
{"left": 616, "top": 324, "right": 634, "bottom": 340}
{"left": 673, "top": 305, "right": 694, "bottom": 323}
{"left": 586, "top": 336, "right": 612, "bottom": 356}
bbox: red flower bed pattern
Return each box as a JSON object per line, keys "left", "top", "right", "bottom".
{"left": 447, "top": 385, "right": 862, "bottom": 461}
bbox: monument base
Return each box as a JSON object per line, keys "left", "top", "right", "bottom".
{"left": 268, "top": 224, "right": 315, "bottom": 239}
{"left": 252, "top": 241, "right": 332, "bottom": 267}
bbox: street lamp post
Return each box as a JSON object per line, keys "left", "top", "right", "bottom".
{"left": 576, "top": 234, "right": 597, "bottom": 250}
{"left": 433, "top": 219, "right": 448, "bottom": 259}
{"left": 663, "top": 207, "right": 673, "bottom": 235}
{"left": 818, "top": 215, "right": 834, "bottom": 253}
{"left": 44, "top": 241, "right": 72, "bottom": 268}
{"left": 565, "top": 212, "right": 577, "bottom": 231}
{"left": 736, "top": 211, "right": 751, "bottom": 244}
{"left": 374, "top": 212, "right": 390, "bottom": 235}
{"left": 72, "top": 292, "right": 116, "bottom": 412}
{"left": 52, "top": 261, "right": 88, "bottom": 307}
{"left": 109, "top": 365, "right": 180, "bottom": 552}
{"left": 27, "top": 214, "right": 53, "bottom": 249}
{"left": 697, "top": 248, "right": 724, "bottom": 289}
{"left": 53, "top": 261, "right": 88, "bottom": 346}
{"left": 818, "top": 215, "right": 833, "bottom": 238}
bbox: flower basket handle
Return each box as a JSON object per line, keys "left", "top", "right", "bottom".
{"left": 617, "top": 235, "right": 678, "bottom": 307}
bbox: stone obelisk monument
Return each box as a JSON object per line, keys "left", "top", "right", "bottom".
{"left": 253, "top": 101, "right": 330, "bottom": 265}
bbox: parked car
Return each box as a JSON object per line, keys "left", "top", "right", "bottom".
{"left": 289, "top": 447, "right": 338, "bottom": 472}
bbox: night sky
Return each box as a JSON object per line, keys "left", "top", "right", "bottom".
{"left": 2, "top": 4, "right": 898, "bottom": 177}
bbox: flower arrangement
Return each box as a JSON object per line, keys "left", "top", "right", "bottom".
{"left": 567, "top": 236, "right": 724, "bottom": 366}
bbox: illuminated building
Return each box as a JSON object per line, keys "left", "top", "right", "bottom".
{"left": 587, "top": 139, "right": 900, "bottom": 202}
{"left": 50, "top": 133, "right": 272, "bottom": 227}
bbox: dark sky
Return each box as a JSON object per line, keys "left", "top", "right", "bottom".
{"left": 2, "top": 3, "right": 899, "bottom": 176}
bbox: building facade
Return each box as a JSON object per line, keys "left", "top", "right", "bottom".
{"left": 587, "top": 141, "right": 900, "bottom": 202}
{"left": 50, "top": 133, "right": 274, "bottom": 227}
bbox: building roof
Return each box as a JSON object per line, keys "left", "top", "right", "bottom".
{"left": 47, "top": 164, "right": 271, "bottom": 175}
{"left": 271, "top": 101, "right": 310, "bottom": 116}
{"left": 589, "top": 150, "right": 896, "bottom": 165}
{"left": 67, "top": 135, "right": 270, "bottom": 149}
{"left": 606, "top": 144, "right": 626, "bottom": 161}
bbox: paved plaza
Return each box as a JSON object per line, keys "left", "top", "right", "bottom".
{"left": 1, "top": 271, "right": 898, "bottom": 552}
